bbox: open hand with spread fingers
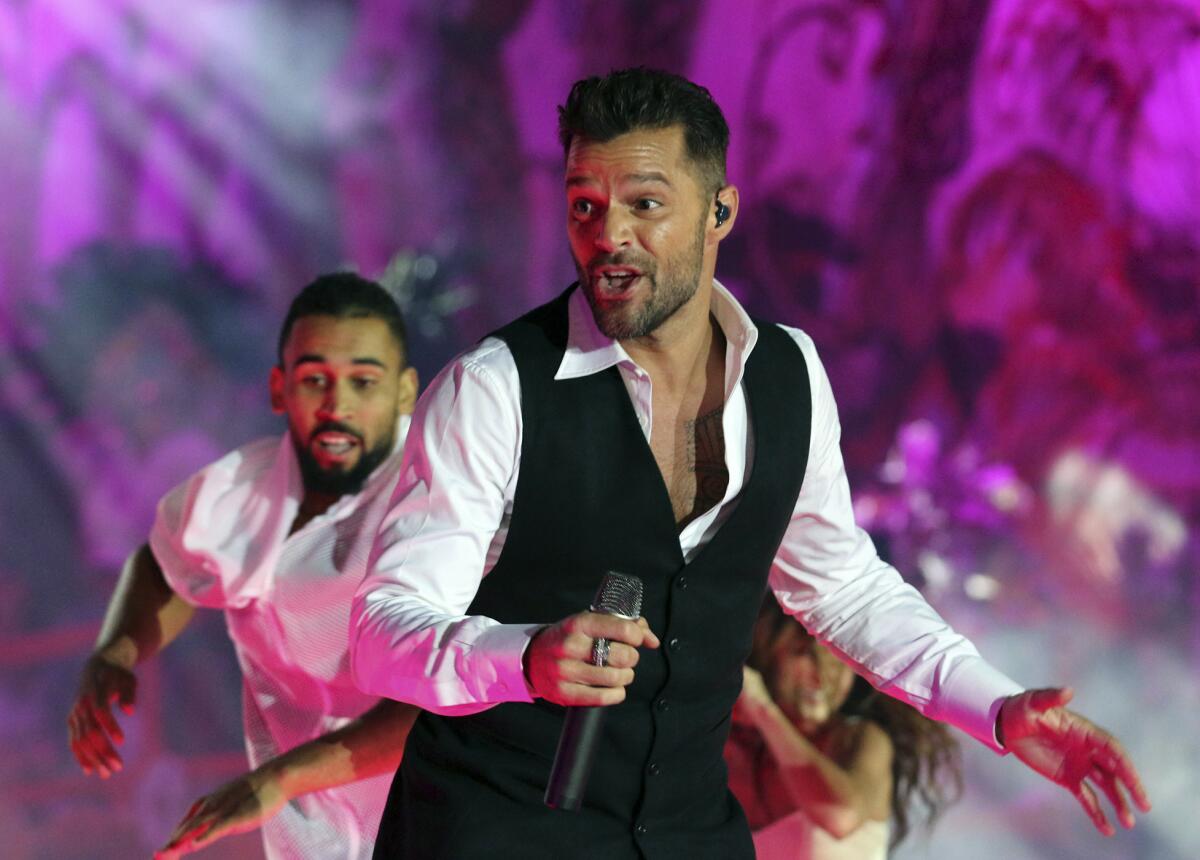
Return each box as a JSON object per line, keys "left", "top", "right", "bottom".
{"left": 998, "top": 687, "right": 1151, "bottom": 836}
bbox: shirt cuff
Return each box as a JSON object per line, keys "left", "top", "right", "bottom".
{"left": 936, "top": 659, "right": 1025, "bottom": 754}
{"left": 464, "top": 622, "right": 545, "bottom": 705}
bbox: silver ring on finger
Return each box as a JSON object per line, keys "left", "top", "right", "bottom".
{"left": 591, "top": 637, "right": 610, "bottom": 667}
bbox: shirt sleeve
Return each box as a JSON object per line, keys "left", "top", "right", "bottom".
{"left": 147, "top": 438, "right": 285, "bottom": 610}
{"left": 148, "top": 473, "right": 219, "bottom": 607}
{"left": 350, "top": 339, "right": 542, "bottom": 714}
{"left": 148, "top": 458, "right": 242, "bottom": 609}
{"left": 770, "top": 329, "right": 1024, "bottom": 753}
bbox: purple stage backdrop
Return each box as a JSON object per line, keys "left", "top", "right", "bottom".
{"left": 1, "top": 1, "right": 1197, "bottom": 858}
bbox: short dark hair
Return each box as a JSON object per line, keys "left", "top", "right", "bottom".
{"left": 277, "top": 272, "right": 408, "bottom": 365}
{"left": 557, "top": 67, "right": 730, "bottom": 196}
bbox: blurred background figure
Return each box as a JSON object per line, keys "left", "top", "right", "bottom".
{"left": 66, "top": 275, "right": 421, "bottom": 859}
{"left": 727, "top": 601, "right": 962, "bottom": 859}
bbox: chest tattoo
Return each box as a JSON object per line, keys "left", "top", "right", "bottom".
{"left": 682, "top": 406, "right": 729, "bottom": 521}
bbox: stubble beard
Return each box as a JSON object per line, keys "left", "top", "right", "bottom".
{"left": 577, "top": 218, "right": 707, "bottom": 341}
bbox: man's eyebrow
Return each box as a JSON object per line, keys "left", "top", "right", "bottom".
{"left": 351, "top": 358, "right": 388, "bottom": 369}
{"left": 291, "top": 354, "right": 388, "bottom": 370}
{"left": 566, "top": 172, "right": 673, "bottom": 189}
{"left": 624, "top": 172, "right": 672, "bottom": 186}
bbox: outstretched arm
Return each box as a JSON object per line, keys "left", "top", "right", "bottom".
{"left": 68, "top": 543, "right": 195, "bottom": 778}
{"left": 998, "top": 687, "right": 1151, "bottom": 836}
{"left": 769, "top": 333, "right": 1024, "bottom": 752}
{"left": 735, "top": 666, "right": 892, "bottom": 839}
{"left": 155, "top": 698, "right": 420, "bottom": 859}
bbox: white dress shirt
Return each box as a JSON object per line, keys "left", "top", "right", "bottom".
{"left": 150, "top": 419, "right": 409, "bottom": 860}
{"left": 351, "top": 284, "right": 1022, "bottom": 752}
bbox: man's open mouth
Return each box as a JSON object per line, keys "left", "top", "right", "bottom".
{"left": 591, "top": 267, "right": 644, "bottom": 296}
{"left": 312, "top": 431, "right": 360, "bottom": 456}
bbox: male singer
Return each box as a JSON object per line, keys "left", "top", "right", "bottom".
{"left": 350, "top": 68, "right": 1149, "bottom": 858}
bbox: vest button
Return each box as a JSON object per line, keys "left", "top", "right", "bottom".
{"left": 635, "top": 823, "right": 648, "bottom": 836}
{"left": 655, "top": 697, "right": 670, "bottom": 712}
{"left": 668, "top": 637, "right": 681, "bottom": 651}
{"left": 676, "top": 575, "right": 688, "bottom": 590}
{"left": 647, "top": 761, "right": 661, "bottom": 777}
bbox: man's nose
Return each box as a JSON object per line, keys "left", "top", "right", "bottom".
{"left": 317, "top": 382, "right": 352, "bottom": 419}
{"left": 595, "top": 206, "right": 632, "bottom": 254}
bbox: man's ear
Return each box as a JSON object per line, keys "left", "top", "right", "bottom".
{"left": 396, "top": 366, "right": 419, "bottom": 416}
{"left": 710, "top": 184, "right": 739, "bottom": 241}
{"left": 269, "top": 365, "right": 286, "bottom": 413}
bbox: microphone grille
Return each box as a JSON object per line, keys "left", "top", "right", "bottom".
{"left": 590, "top": 571, "right": 644, "bottom": 619}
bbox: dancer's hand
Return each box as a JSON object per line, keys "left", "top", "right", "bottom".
{"left": 68, "top": 653, "right": 137, "bottom": 778}
{"left": 155, "top": 769, "right": 287, "bottom": 858}
{"left": 732, "top": 665, "right": 774, "bottom": 725}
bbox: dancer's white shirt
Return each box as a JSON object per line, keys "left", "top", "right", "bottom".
{"left": 351, "top": 283, "right": 1022, "bottom": 752}
{"left": 150, "top": 418, "right": 409, "bottom": 860}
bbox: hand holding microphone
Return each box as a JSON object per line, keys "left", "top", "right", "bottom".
{"left": 522, "top": 573, "right": 659, "bottom": 810}
{"left": 523, "top": 577, "right": 659, "bottom": 708}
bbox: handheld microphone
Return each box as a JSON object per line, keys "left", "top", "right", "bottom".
{"left": 544, "top": 571, "right": 644, "bottom": 811}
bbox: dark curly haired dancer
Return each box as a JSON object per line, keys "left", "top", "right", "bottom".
{"left": 727, "top": 601, "right": 963, "bottom": 858}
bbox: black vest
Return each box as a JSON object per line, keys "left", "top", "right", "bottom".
{"left": 375, "top": 288, "right": 811, "bottom": 859}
